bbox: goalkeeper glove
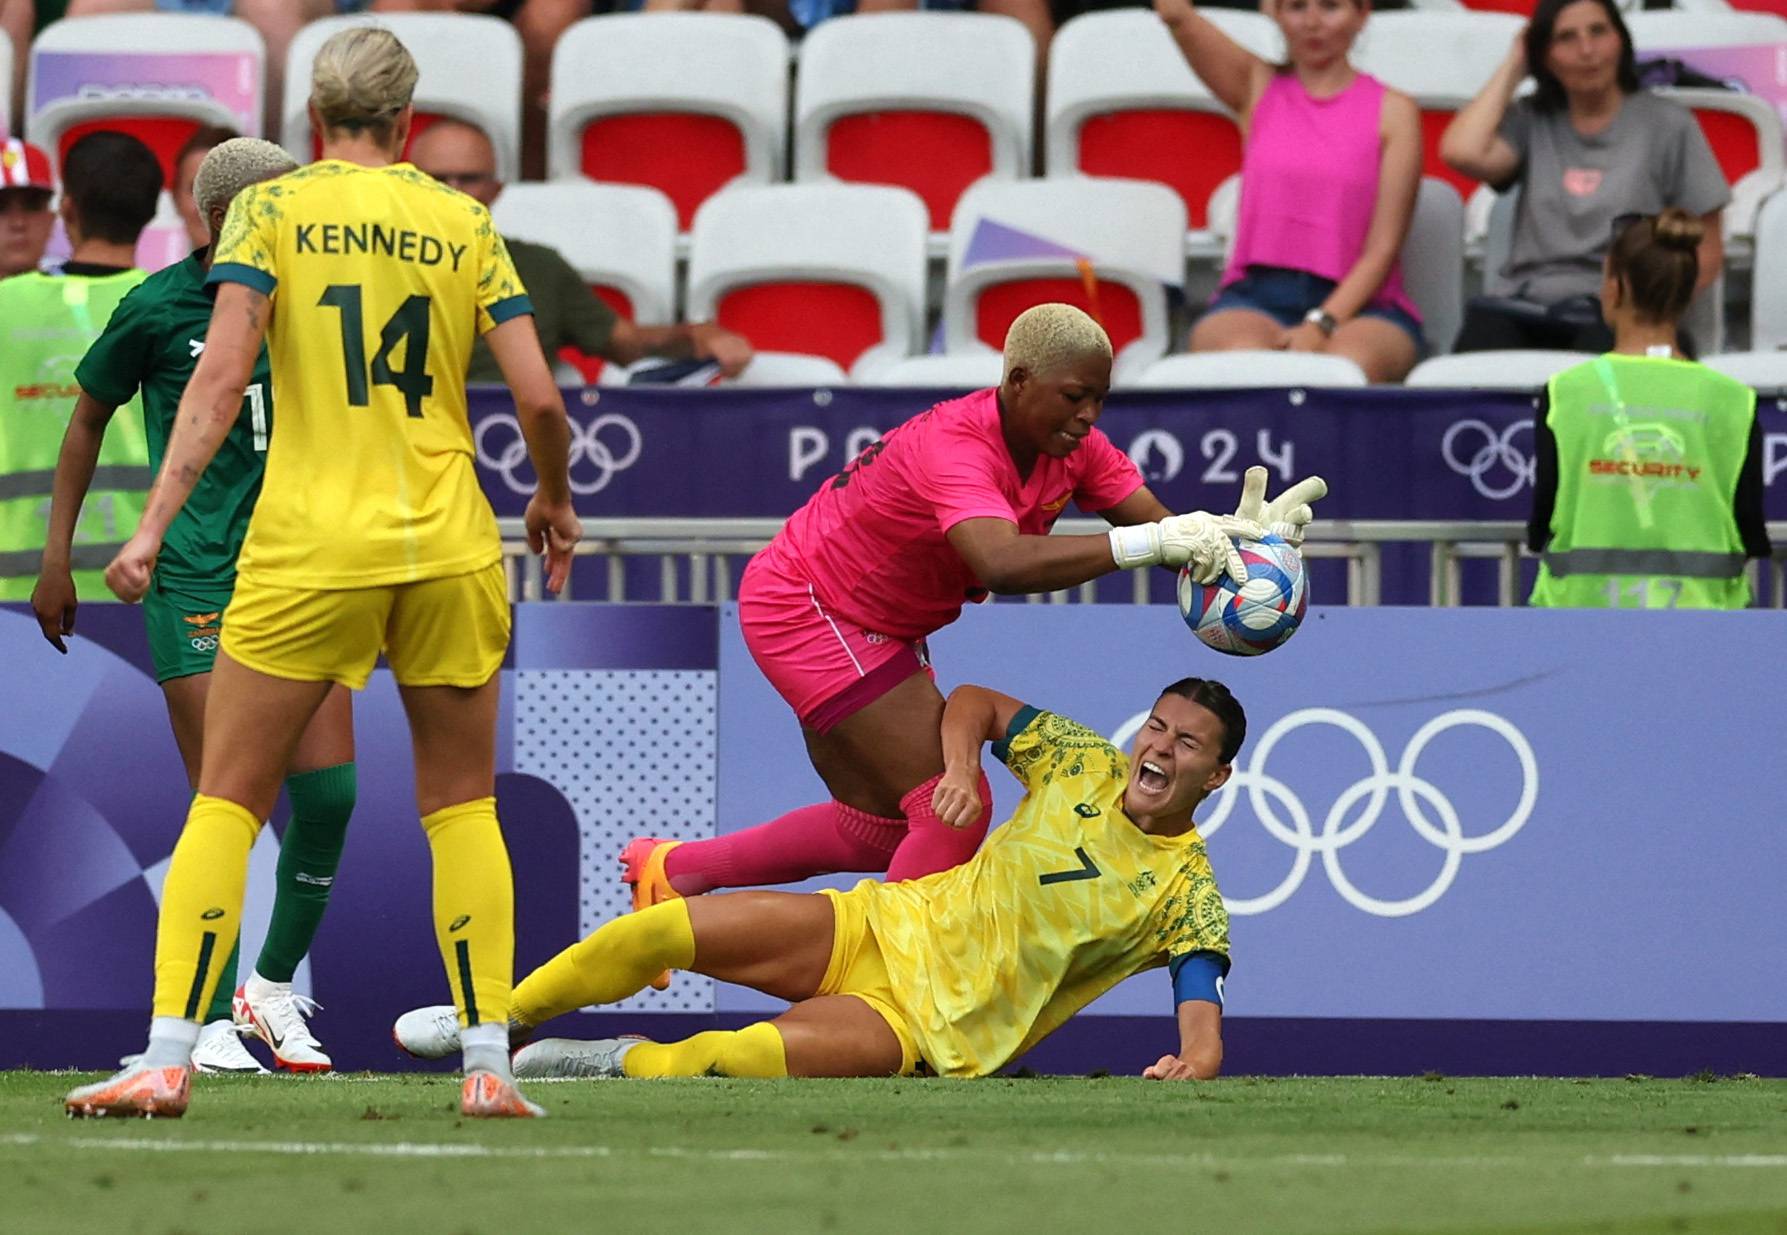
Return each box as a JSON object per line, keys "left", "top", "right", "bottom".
{"left": 1232, "top": 465, "right": 1328, "bottom": 547}
{"left": 1108, "top": 512, "right": 1263, "bottom": 584}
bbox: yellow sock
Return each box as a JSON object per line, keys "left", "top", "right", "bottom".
{"left": 624, "top": 1023, "right": 788, "bottom": 1079}
{"left": 152, "top": 795, "right": 262, "bottom": 1020}
{"left": 421, "top": 797, "right": 513, "bottom": 1030}
{"left": 510, "top": 899, "right": 695, "bottom": 1027}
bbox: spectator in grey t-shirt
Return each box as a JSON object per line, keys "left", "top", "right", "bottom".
{"left": 1439, "top": 0, "right": 1729, "bottom": 353}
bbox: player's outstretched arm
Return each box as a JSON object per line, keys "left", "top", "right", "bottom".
{"left": 485, "top": 315, "right": 583, "bottom": 595}
{"left": 934, "top": 684, "right": 1028, "bottom": 828}
{"left": 105, "top": 284, "right": 268, "bottom": 604}
{"left": 1142, "top": 998, "right": 1223, "bottom": 1082}
{"left": 32, "top": 390, "right": 122, "bottom": 651}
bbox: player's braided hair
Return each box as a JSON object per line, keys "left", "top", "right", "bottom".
{"left": 1158, "top": 678, "right": 1247, "bottom": 765}
{"left": 194, "top": 138, "right": 298, "bottom": 222}
{"left": 1001, "top": 303, "right": 1113, "bottom": 383}
{"left": 310, "top": 26, "right": 418, "bottom": 143}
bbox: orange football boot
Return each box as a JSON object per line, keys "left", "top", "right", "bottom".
{"left": 619, "top": 838, "right": 683, "bottom": 991}
{"left": 460, "top": 1070, "right": 546, "bottom": 1118}
{"left": 64, "top": 1065, "right": 191, "bottom": 1119}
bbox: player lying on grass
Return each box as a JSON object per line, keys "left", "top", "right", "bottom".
{"left": 32, "top": 139, "right": 354, "bottom": 1076}
{"left": 621, "top": 303, "right": 1319, "bottom": 992}
{"left": 398, "top": 678, "right": 1238, "bottom": 1081}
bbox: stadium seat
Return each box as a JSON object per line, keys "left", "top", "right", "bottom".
{"left": 1131, "top": 352, "right": 1368, "bottom": 388}
{"left": 870, "top": 353, "right": 1005, "bottom": 388}
{"left": 793, "top": 13, "right": 1033, "bottom": 235}
{"left": 489, "top": 181, "right": 678, "bottom": 386}
{"left": 1702, "top": 350, "right": 1787, "bottom": 390}
{"left": 1351, "top": 12, "right": 1527, "bottom": 203}
{"left": 1400, "top": 178, "right": 1467, "bottom": 357}
{"left": 943, "top": 177, "right": 1186, "bottom": 386}
{"left": 1405, "top": 350, "right": 1592, "bottom": 388}
{"left": 1045, "top": 8, "right": 1281, "bottom": 251}
{"left": 1626, "top": 10, "right": 1787, "bottom": 49}
{"left": 1748, "top": 189, "right": 1787, "bottom": 349}
{"left": 549, "top": 14, "right": 789, "bottom": 231}
{"left": 722, "top": 352, "right": 851, "bottom": 387}
{"left": 1656, "top": 87, "right": 1784, "bottom": 249}
{"left": 26, "top": 15, "right": 264, "bottom": 185}
{"left": 285, "top": 14, "right": 522, "bottom": 181}
{"left": 2, "top": 28, "right": 13, "bottom": 139}
{"left": 134, "top": 190, "right": 190, "bottom": 275}
{"left": 686, "top": 184, "right": 929, "bottom": 381}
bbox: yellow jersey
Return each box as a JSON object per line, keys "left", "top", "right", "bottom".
{"left": 209, "top": 160, "right": 531, "bottom": 588}
{"left": 857, "top": 707, "right": 1231, "bottom": 1078}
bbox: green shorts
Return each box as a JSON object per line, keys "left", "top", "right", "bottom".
{"left": 142, "top": 576, "right": 235, "bottom": 683}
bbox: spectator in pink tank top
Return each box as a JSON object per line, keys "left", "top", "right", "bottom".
{"left": 1157, "top": 0, "right": 1424, "bottom": 382}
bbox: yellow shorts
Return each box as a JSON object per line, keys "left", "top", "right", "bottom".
{"left": 220, "top": 561, "right": 510, "bottom": 691}
{"left": 817, "top": 887, "right": 921, "bottom": 1076}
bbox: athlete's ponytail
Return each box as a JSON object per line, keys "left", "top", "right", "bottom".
{"left": 310, "top": 27, "right": 418, "bottom": 146}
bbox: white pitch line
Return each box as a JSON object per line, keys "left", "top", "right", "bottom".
{"left": 5, "top": 1135, "right": 1787, "bottom": 1171}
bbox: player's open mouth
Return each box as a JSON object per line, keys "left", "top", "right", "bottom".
{"left": 1135, "top": 761, "right": 1170, "bottom": 795}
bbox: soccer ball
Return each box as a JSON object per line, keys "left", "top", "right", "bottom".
{"left": 1177, "top": 532, "right": 1308, "bottom": 657}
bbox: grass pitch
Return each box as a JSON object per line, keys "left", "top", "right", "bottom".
{"left": 5, "top": 1071, "right": 1787, "bottom": 1234}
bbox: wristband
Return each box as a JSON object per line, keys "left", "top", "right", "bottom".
{"left": 1108, "top": 524, "right": 1161, "bottom": 570}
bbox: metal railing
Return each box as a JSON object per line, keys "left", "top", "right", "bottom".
{"left": 498, "top": 518, "right": 1787, "bottom": 608}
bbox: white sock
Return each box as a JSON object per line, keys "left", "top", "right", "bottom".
{"left": 462, "top": 1022, "right": 511, "bottom": 1080}
{"left": 140, "top": 1016, "right": 201, "bottom": 1069}
{"left": 244, "top": 969, "right": 284, "bottom": 997}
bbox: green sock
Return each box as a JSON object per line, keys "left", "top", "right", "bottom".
{"left": 204, "top": 939, "right": 241, "bottom": 1023}
{"left": 254, "top": 762, "right": 356, "bottom": 984}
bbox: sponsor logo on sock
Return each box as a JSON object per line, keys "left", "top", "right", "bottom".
{"left": 200, "top": 907, "right": 226, "bottom": 920}
{"left": 448, "top": 914, "right": 471, "bottom": 932}
{"left": 294, "top": 872, "right": 334, "bottom": 887}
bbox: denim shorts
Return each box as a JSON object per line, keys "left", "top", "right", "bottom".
{"left": 1207, "top": 265, "right": 1426, "bottom": 354}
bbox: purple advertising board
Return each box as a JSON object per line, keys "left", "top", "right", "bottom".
{"left": 5, "top": 600, "right": 1784, "bottom": 1078}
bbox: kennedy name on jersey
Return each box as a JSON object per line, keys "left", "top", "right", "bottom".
{"left": 295, "top": 222, "right": 468, "bottom": 271}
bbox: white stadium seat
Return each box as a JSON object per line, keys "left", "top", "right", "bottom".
{"left": 943, "top": 176, "right": 1187, "bottom": 386}
{"left": 1702, "top": 350, "right": 1787, "bottom": 391}
{"left": 870, "top": 353, "right": 1005, "bottom": 388}
{"left": 1626, "top": 10, "right": 1787, "bottom": 51}
{"left": 285, "top": 14, "right": 522, "bottom": 182}
{"left": 549, "top": 14, "right": 789, "bottom": 232}
{"left": 2, "top": 28, "right": 13, "bottom": 138}
{"left": 1656, "top": 87, "right": 1784, "bottom": 250}
{"left": 27, "top": 15, "right": 264, "bottom": 179}
{"left": 721, "top": 352, "right": 852, "bottom": 387}
{"left": 1749, "top": 190, "right": 1787, "bottom": 350}
{"left": 1132, "top": 352, "right": 1368, "bottom": 388}
{"left": 1045, "top": 8, "right": 1280, "bottom": 250}
{"left": 489, "top": 182, "right": 678, "bottom": 325}
{"left": 686, "top": 184, "right": 929, "bottom": 381}
{"left": 794, "top": 12, "right": 1033, "bottom": 237}
{"left": 1400, "top": 178, "right": 1466, "bottom": 356}
{"left": 1405, "top": 350, "right": 1593, "bottom": 389}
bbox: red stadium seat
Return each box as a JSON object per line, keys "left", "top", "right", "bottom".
{"left": 687, "top": 184, "right": 929, "bottom": 381}
{"left": 55, "top": 117, "right": 200, "bottom": 187}
{"left": 973, "top": 277, "right": 1145, "bottom": 358}
{"left": 550, "top": 14, "right": 788, "bottom": 234}
{"left": 1658, "top": 88, "right": 1785, "bottom": 248}
{"left": 795, "top": 13, "right": 1032, "bottom": 238}
{"left": 1075, "top": 110, "right": 1241, "bottom": 231}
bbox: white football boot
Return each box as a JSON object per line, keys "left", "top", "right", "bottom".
{"left": 119, "top": 1020, "right": 267, "bottom": 1075}
{"left": 512, "top": 1037, "right": 644, "bottom": 1079}
{"left": 233, "top": 973, "right": 332, "bottom": 1073}
{"left": 392, "top": 1004, "right": 462, "bottom": 1059}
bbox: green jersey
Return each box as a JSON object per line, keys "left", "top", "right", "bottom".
{"left": 75, "top": 249, "right": 273, "bottom": 587}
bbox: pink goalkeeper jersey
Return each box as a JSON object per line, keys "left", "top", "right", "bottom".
{"left": 769, "top": 388, "right": 1144, "bottom": 641}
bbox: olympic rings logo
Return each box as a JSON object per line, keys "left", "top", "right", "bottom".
{"left": 1442, "top": 418, "right": 1534, "bottom": 500}
{"left": 475, "top": 412, "right": 643, "bottom": 496}
{"left": 1113, "top": 707, "right": 1537, "bottom": 917}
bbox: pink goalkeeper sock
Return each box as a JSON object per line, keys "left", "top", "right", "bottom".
{"left": 885, "top": 771, "right": 993, "bottom": 882}
{"left": 662, "top": 800, "right": 905, "bottom": 895}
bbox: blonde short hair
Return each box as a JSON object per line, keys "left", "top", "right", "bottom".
{"left": 310, "top": 26, "right": 418, "bottom": 139}
{"left": 194, "top": 138, "right": 299, "bottom": 220}
{"left": 1001, "top": 303, "right": 1113, "bottom": 383}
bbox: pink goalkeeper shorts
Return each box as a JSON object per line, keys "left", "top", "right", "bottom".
{"left": 739, "top": 544, "right": 933, "bottom": 734}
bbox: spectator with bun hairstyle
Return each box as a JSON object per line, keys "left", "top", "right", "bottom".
{"left": 1442, "top": 0, "right": 1729, "bottom": 353}
{"left": 1155, "top": 0, "right": 1426, "bottom": 382}
{"left": 1527, "top": 209, "right": 1770, "bottom": 609}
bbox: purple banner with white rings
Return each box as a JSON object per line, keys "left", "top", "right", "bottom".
{"left": 467, "top": 385, "right": 1787, "bottom": 521}
{"left": 715, "top": 602, "right": 1787, "bottom": 1029}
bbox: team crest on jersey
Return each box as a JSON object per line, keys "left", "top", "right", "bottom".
{"left": 182, "top": 611, "right": 222, "bottom": 641}
{"left": 1074, "top": 803, "right": 1100, "bottom": 818}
